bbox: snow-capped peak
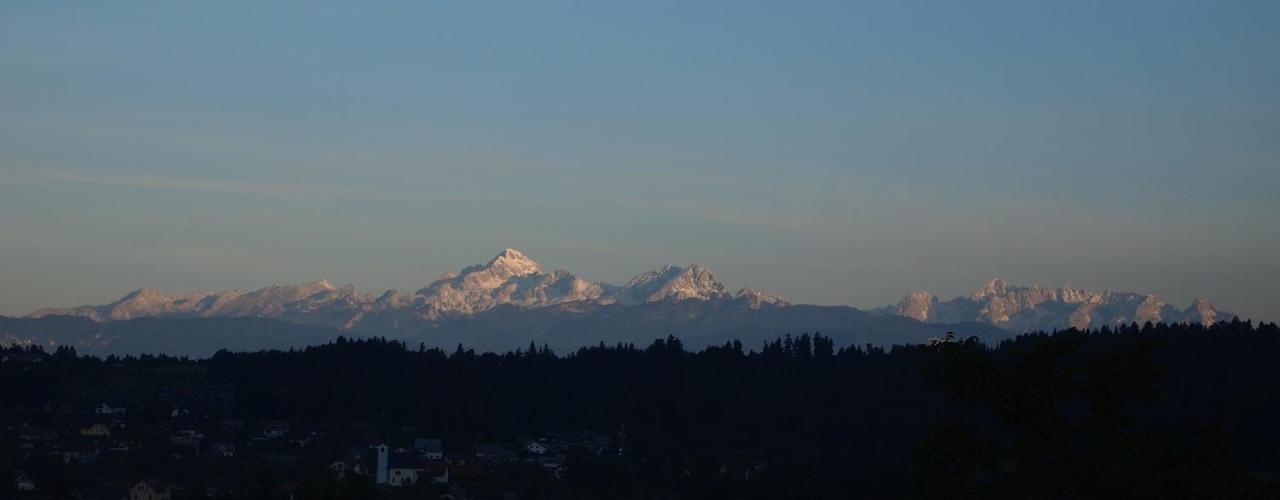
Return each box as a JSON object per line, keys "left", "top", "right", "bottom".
{"left": 615, "top": 264, "right": 729, "bottom": 304}
{"left": 416, "top": 248, "right": 545, "bottom": 296}
{"left": 970, "top": 278, "right": 1010, "bottom": 300}
{"left": 303, "top": 279, "right": 337, "bottom": 293}
{"left": 488, "top": 248, "right": 541, "bottom": 274}
{"left": 481, "top": 248, "right": 542, "bottom": 279}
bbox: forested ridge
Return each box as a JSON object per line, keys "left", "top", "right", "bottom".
{"left": 2, "top": 319, "right": 1278, "bottom": 498}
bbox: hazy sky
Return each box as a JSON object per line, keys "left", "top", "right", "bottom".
{"left": 1, "top": 1, "right": 1277, "bottom": 320}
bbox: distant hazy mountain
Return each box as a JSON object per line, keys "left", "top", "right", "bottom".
{"left": 0, "top": 315, "right": 343, "bottom": 358}
{"left": 4, "top": 303, "right": 1005, "bottom": 357}
{"left": 12, "top": 249, "right": 1232, "bottom": 356}
{"left": 877, "top": 278, "right": 1229, "bottom": 332}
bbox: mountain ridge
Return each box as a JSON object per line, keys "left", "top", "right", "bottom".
{"left": 27, "top": 248, "right": 785, "bottom": 333}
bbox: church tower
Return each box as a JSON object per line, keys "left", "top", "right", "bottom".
{"left": 375, "top": 443, "right": 389, "bottom": 484}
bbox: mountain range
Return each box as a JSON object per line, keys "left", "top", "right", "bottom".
{"left": 27, "top": 249, "right": 788, "bottom": 329}
{"left": 5, "top": 248, "right": 1231, "bottom": 356}
{"left": 877, "top": 278, "right": 1226, "bottom": 333}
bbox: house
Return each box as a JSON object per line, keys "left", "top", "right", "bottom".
{"left": 551, "top": 430, "right": 614, "bottom": 455}
{"left": 331, "top": 446, "right": 373, "bottom": 479}
{"left": 210, "top": 442, "right": 236, "bottom": 458}
{"left": 386, "top": 454, "right": 423, "bottom": 487}
{"left": 78, "top": 483, "right": 132, "bottom": 500}
{"left": 258, "top": 420, "right": 290, "bottom": 438}
{"left": 170, "top": 431, "right": 203, "bottom": 456}
{"left": 537, "top": 455, "right": 565, "bottom": 476}
{"left": 96, "top": 441, "right": 131, "bottom": 463}
{"left": 95, "top": 403, "right": 127, "bottom": 416}
{"left": 1, "top": 352, "right": 44, "bottom": 364}
{"left": 128, "top": 480, "right": 172, "bottom": 500}
{"left": 414, "top": 437, "right": 445, "bottom": 460}
{"left": 475, "top": 443, "right": 517, "bottom": 463}
{"left": 80, "top": 422, "right": 112, "bottom": 437}
{"left": 424, "top": 460, "right": 449, "bottom": 485}
{"left": 16, "top": 424, "right": 59, "bottom": 442}
{"left": 51, "top": 438, "right": 99, "bottom": 464}
{"left": 439, "top": 484, "right": 469, "bottom": 500}
{"left": 524, "top": 440, "right": 549, "bottom": 455}
{"left": 329, "top": 460, "right": 368, "bottom": 480}
{"left": 172, "top": 429, "right": 204, "bottom": 440}
{"left": 14, "top": 475, "right": 35, "bottom": 491}
{"left": 450, "top": 462, "right": 486, "bottom": 482}
{"left": 384, "top": 456, "right": 449, "bottom": 487}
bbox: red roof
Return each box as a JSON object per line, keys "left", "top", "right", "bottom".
{"left": 451, "top": 463, "right": 486, "bottom": 479}
{"left": 424, "top": 459, "right": 449, "bottom": 478}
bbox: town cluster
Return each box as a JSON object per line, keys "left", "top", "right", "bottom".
{"left": 4, "top": 398, "right": 619, "bottom": 499}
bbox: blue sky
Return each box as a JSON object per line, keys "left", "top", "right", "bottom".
{"left": 1, "top": 1, "right": 1277, "bottom": 319}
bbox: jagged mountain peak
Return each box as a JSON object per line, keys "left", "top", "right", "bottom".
{"left": 616, "top": 264, "right": 729, "bottom": 305}
{"left": 970, "top": 278, "right": 1010, "bottom": 300}
{"left": 734, "top": 287, "right": 790, "bottom": 308}
{"left": 486, "top": 248, "right": 541, "bottom": 274}
{"left": 122, "top": 287, "right": 170, "bottom": 300}
{"left": 895, "top": 290, "right": 937, "bottom": 322}
{"left": 1190, "top": 297, "right": 1214, "bottom": 308}
{"left": 311, "top": 278, "right": 336, "bottom": 288}
{"left": 433, "top": 248, "right": 544, "bottom": 292}
{"left": 1187, "top": 297, "right": 1221, "bottom": 325}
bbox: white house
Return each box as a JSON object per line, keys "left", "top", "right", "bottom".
{"left": 95, "top": 403, "right": 127, "bottom": 416}
{"left": 172, "top": 429, "right": 204, "bottom": 440}
{"left": 80, "top": 423, "right": 112, "bottom": 437}
{"left": 258, "top": 420, "right": 290, "bottom": 438}
{"left": 387, "top": 464, "right": 422, "bottom": 487}
{"left": 524, "top": 440, "right": 549, "bottom": 455}
{"left": 330, "top": 461, "right": 351, "bottom": 479}
{"left": 211, "top": 442, "right": 236, "bottom": 458}
{"left": 129, "top": 480, "right": 172, "bottom": 500}
{"left": 414, "top": 437, "right": 445, "bottom": 460}
{"left": 426, "top": 460, "right": 450, "bottom": 485}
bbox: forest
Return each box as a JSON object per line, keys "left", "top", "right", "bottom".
{"left": 2, "top": 319, "right": 1279, "bottom": 498}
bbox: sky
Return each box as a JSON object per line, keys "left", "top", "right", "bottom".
{"left": 1, "top": 1, "right": 1277, "bottom": 320}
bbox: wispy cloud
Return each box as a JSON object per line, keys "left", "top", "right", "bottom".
{"left": 8, "top": 169, "right": 360, "bottom": 198}
{"left": 2, "top": 168, "right": 513, "bottom": 205}
{"left": 1, "top": 167, "right": 843, "bottom": 238}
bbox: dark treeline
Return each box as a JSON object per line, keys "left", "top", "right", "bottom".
{"left": 3, "top": 319, "right": 1279, "bottom": 498}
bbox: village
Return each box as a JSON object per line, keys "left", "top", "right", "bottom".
{"left": 1, "top": 396, "right": 619, "bottom": 498}
{"left": 2, "top": 365, "right": 622, "bottom": 500}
